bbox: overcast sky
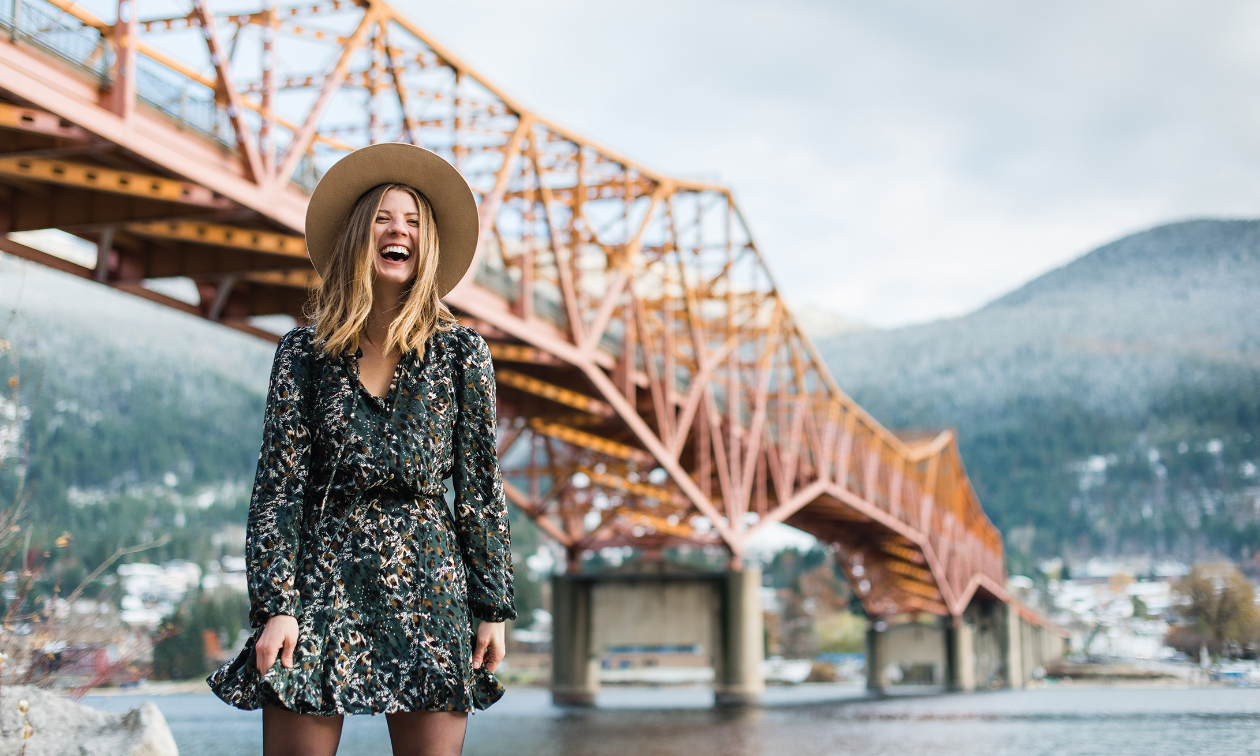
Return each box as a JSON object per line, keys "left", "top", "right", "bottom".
{"left": 389, "top": 0, "right": 1260, "bottom": 328}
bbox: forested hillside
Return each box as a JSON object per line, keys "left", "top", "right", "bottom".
{"left": 816, "top": 219, "right": 1260, "bottom": 572}
{"left": 0, "top": 254, "right": 273, "bottom": 575}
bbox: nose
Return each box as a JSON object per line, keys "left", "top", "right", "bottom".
{"left": 388, "top": 215, "right": 408, "bottom": 237}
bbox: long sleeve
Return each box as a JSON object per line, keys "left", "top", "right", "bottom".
{"left": 246, "top": 327, "right": 315, "bottom": 628}
{"left": 450, "top": 327, "right": 517, "bottom": 623}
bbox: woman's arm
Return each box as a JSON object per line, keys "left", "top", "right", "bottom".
{"left": 450, "top": 328, "right": 517, "bottom": 625}
{"left": 246, "top": 328, "right": 316, "bottom": 631}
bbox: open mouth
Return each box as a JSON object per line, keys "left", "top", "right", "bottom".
{"left": 379, "top": 244, "right": 411, "bottom": 263}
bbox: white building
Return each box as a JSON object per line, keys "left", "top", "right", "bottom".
{"left": 1046, "top": 561, "right": 1185, "bottom": 661}
{"left": 117, "top": 561, "right": 204, "bottom": 628}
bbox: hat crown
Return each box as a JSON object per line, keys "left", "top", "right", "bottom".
{"left": 305, "top": 144, "right": 479, "bottom": 298}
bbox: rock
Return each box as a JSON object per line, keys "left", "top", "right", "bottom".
{"left": 0, "top": 685, "right": 178, "bottom": 756}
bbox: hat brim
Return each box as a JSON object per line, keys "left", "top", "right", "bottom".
{"left": 305, "top": 144, "right": 479, "bottom": 298}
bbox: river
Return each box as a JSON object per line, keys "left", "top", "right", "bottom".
{"left": 83, "top": 684, "right": 1260, "bottom": 755}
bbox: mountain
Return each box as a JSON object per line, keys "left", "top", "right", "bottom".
{"left": 0, "top": 252, "right": 276, "bottom": 568}
{"left": 816, "top": 219, "right": 1260, "bottom": 572}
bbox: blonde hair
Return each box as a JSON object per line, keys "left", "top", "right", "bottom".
{"left": 309, "top": 183, "right": 458, "bottom": 359}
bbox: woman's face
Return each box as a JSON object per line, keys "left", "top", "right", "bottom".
{"left": 371, "top": 188, "right": 421, "bottom": 288}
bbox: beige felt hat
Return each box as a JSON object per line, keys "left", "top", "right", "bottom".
{"left": 305, "top": 143, "right": 479, "bottom": 297}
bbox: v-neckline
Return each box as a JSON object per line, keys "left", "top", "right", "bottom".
{"left": 351, "top": 349, "right": 407, "bottom": 407}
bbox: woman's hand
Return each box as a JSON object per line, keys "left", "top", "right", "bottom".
{"left": 472, "top": 621, "right": 506, "bottom": 674}
{"left": 255, "top": 614, "right": 299, "bottom": 674}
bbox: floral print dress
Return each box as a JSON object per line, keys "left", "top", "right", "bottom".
{"left": 208, "top": 324, "right": 515, "bottom": 715}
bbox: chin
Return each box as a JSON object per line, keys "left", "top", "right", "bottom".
{"left": 374, "top": 263, "right": 416, "bottom": 286}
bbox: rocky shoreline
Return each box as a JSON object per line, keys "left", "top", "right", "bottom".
{"left": 0, "top": 685, "right": 178, "bottom": 755}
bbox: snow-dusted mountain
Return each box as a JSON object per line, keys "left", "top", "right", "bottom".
{"left": 816, "top": 219, "right": 1260, "bottom": 567}
{"left": 0, "top": 253, "right": 273, "bottom": 502}
{"left": 1, "top": 254, "right": 275, "bottom": 392}
{"left": 820, "top": 219, "right": 1260, "bottom": 426}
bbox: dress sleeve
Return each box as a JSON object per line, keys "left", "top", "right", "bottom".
{"left": 245, "top": 328, "right": 314, "bottom": 628}
{"left": 450, "top": 327, "right": 518, "bottom": 623}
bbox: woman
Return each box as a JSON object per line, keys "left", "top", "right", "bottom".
{"left": 209, "top": 143, "right": 515, "bottom": 756}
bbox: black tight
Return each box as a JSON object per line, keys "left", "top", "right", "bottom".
{"left": 384, "top": 710, "right": 469, "bottom": 756}
{"left": 262, "top": 706, "right": 469, "bottom": 756}
{"left": 262, "top": 707, "right": 343, "bottom": 756}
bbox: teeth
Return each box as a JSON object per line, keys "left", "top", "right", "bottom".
{"left": 380, "top": 245, "right": 410, "bottom": 261}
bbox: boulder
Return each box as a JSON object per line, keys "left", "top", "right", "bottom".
{"left": 0, "top": 686, "right": 177, "bottom": 756}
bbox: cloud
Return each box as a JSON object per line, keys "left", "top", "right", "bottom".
{"left": 400, "top": 0, "right": 1260, "bottom": 326}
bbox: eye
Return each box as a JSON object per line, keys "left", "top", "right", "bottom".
{"left": 376, "top": 215, "right": 389, "bottom": 223}
{"left": 408, "top": 220, "right": 419, "bottom": 227}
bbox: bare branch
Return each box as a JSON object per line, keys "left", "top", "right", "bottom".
{"left": 63, "top": 535, "right": 173, "bottom": 607}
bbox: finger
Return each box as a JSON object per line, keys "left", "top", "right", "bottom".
{"left": 472, "top": 633, "right": 489, "bottom": 669}
{"left": 486, "top": 647, "right": 504, "bottom": 674}
{"left": 483, "top": 632, "right": 505, "bottom": 673}
{"left": 256, "top": 641, "right": 277, "bottom": 674}
{"left": 281, "top": 632, "right": 296, "bottom": 669}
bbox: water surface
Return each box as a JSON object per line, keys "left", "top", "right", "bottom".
{"left": 84, "top": 685, "right": 1260, "bottom": 756}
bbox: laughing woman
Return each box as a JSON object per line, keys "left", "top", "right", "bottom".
{"left": 209, "top": 144, "right": 515, "bottom": 756}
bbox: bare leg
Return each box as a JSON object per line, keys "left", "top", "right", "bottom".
{"left": 263, "top": 706, "right": 345, "bottom": 756}
{"left": 385, "top": 710, "right": 469, "bottom": 756}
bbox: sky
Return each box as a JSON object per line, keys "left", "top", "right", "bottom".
{"left": 387, "top": 0, "right": 1260, "bottom": 328}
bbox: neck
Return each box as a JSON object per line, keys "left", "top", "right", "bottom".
{"left": 366, "top": 280, "right": 407, "bottom": 351}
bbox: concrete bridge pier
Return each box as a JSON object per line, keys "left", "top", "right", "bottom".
{"left": 1003, "top": 602, "right": 1024, "bottom": 690}
{"left": 713, "top": 569, "right": 766, "bottom": 705}
{"left": 945, "top": 619, "right": 976, "bottom": 692}
{"left": 864, "top": 620, "right": 885, "bottom": 695}
{"left": 549, "top": 569, "right": 765, "bottom": 707}
{"left": 865, "top": 617, "right": 950, "bottom": 694}
{"left": 550, "top": 575, "right": 599, "bottom": 706}
{"left": 1003, "top": 603, "right": 1066, "bottom": 687}
{"left": 865, "top": 601, "right": 1064, "bottom": 695}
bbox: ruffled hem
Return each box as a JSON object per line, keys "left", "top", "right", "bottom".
{"left": 207, "top": 634, "right": 505, "bottom": 715}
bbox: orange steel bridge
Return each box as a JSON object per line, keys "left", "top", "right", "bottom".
{"left": 0, "top": 0, "right": 1012, "bottom": 622}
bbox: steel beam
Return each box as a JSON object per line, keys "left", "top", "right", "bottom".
{"left": 495, "top": 368, "right": 614, "bottom": 419}
{"left": 0, "top": 103, "right": 91, "bottom": 140}
{"left": 124, "top": 220, "right": 307, "bottom": 257}
{"left": 528, "top": 419, "right": 654, "bottom": 466}
{"left": 0, "top": 156, "right": 221, "bottom": 205}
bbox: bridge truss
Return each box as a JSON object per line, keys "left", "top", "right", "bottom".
{"left": 0, "top": 0, "right": 1009, "bottom": 620}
